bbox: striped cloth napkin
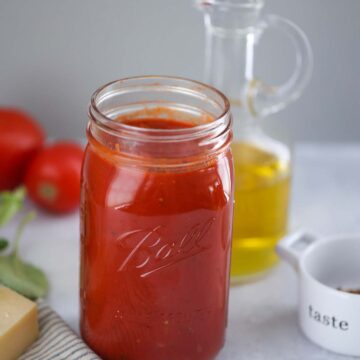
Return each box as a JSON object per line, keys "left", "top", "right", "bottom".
{"left": 20, "top": 302, "right": 100, "bottom": 360}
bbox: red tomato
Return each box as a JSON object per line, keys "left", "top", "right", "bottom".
{"left": 0, "top": 109, "right": 45, "bottom": 190}
{"left": 25, "top": 142, "right": 84, "bottom": 213}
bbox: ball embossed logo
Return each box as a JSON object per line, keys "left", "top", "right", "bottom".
{"left": 117, "top": 217, "right": 215, "bottom": 277}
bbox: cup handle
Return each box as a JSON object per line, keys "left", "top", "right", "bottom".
{"left": 276, "top": 230, "right": 318, "bottom": 270}
{"left": 248, "top": 15, "right": 313, "bottom": 117}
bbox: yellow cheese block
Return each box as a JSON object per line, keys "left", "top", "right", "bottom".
{"left": 0, "top": 286, "right": 39, "bottom": 360}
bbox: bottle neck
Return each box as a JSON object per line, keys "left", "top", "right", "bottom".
{"left": 201, "top": 1, "right": 263, "bottom": 131}
{"left": 204, "top": 27, "right": 254, "bottom": 102}
{"left": 204, "top": 26, "right": 259, "bottom": 135}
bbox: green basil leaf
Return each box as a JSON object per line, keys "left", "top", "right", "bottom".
{"left": 0, "top": 254, "right": 49, "bottom": 300}
{"left": 0, "top": 187, "right": 26, "bottom": 227}
{"left": 0, "top": 210, "right": 49, "bottom": 300}
{"left": 0, "top": 238, "right": 8, "bottom": 251}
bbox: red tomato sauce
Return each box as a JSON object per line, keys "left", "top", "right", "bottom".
{"left": 123, "top": 118, "right": 195, "bottom": 129}
{"left": 80, "top": 117, "right": 233, "bottom": 360}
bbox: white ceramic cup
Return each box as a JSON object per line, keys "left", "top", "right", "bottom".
{"left": 276, "top": 231, "right": 360, "bottom": 357}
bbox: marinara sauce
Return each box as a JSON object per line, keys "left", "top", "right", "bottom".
{"left": 80, "top": 77, "right": 234, "bottom": 360}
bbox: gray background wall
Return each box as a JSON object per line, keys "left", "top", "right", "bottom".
{"left": 0, "top": 0, "right": 359, "bottom": 145}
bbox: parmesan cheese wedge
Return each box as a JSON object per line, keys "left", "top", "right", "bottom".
{"left": 0, "top": 286, "right": 39, "bottom": 360}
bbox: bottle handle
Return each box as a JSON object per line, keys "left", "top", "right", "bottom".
{"left": 248, "top": 15, "right": 313, "bottom": 118}
{"left": 276, "top": 230, "right": 318, "bottom": 270}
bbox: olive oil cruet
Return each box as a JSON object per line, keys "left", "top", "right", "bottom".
{"left": 197, "top": 0, "right": 313, "bottom": 283}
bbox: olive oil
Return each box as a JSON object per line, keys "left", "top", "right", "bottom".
{"left": 231, "top": 142, "right": 290, "bottom": 283}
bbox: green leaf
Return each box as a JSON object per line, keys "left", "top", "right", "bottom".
{"left": 0, "top": 238, "right": 9, "bottom": 251}
{"left": 0, "top": 254, "right": 49, "bottom": 300}
{"left": 0, "top": 187, "right": 26, "bottom": 227}
{"left": 0, "top": 210, "right": 49, "bottom": 300}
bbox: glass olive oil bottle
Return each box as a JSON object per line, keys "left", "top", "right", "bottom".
{"left": 197, "top": 0, "right": 312, "bottom": 282}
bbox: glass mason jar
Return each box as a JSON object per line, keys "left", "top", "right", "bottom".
{"left": 80, "top": 76, "right": 234, "bottom": 360}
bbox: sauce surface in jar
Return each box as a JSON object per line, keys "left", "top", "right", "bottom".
{"left": 80, "top": 113, "right": 233, "bottom": 360}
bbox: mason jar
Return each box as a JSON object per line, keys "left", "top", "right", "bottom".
{"left": 80, "top": 76, "right": 234, "bottom": 360}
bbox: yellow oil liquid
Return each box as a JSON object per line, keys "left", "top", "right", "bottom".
{"left": 231, "top": 142, "right": 290, "bottom": 283}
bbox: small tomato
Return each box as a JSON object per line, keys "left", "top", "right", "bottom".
{"left": 0, "top": 109, "right": 45, "bottom": 190}
{"left": 25, "top": 142, "right": 84, "bottom": 213}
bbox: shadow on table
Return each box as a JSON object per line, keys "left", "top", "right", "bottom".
{"left": 220, "top": 307, "right": 333, "bottom": 360}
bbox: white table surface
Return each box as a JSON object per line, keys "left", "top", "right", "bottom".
{"left": 3, "top": 143, "right": 360, "bottom": 360}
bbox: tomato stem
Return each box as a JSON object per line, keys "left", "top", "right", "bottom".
{"left": 38, "top": 183, "right": 57, "bottom": 201}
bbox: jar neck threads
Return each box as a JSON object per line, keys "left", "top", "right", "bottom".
{"left": 88, "top": 76, "right": 232, "bottom": 166}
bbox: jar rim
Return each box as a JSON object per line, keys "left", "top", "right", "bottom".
{"left": 89, "top": 75, "right": 231, "bottom": 142}
{"left": 197, "top": 0, "right": 264, "bottom": 10}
